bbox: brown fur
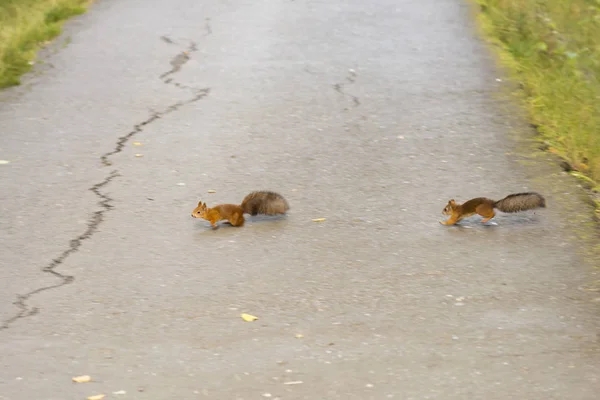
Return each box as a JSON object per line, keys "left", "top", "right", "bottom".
{"left": 440, "top": 192, "right": 546, "bottom": 225}
{"left": 191, "top": 190, "right": 289, "bottom": 228}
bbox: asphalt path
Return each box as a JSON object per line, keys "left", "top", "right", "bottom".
{"left": 1, "top": 0, "right": 599, "bottom": 399}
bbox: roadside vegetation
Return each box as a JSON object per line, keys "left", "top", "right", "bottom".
{"left": 475, "top": 0, "right": 600, "bottom": 190}
{"left": 0, "top": 0, "right": 90, "bottom": 88}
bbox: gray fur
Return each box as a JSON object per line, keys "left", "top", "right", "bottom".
{"left": 494, "top": 192, "right": 546, "bottom": 213}
{"left": 240, "top": 191, "right": 290, "bottom": 215}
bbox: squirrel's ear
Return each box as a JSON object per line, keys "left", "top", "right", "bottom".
{"left": 449, "top": 199, "right": 455, "bottom": 205}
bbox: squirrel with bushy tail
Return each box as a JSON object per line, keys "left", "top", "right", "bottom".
{"left": 440, "top": 192, "right": 546, "bottom": 225}
{"left": 192, "top": 190, "right": 289, "bottom": 228}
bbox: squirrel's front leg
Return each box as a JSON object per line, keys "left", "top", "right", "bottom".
{"left": 440, "top": 215, "right": 459, "bottom": 226}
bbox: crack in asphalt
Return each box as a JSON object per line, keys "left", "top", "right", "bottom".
{"left": 333, "top": 68, "right": 360, "bottom": 108}
{"left": 1, "top": 38, "right": 211, "bottom": 331}
{"left": 159, "top": 39, "right": 204, "bottom": 94}
{"left": 99, "top": 87, "right": 211, "bottom": 167}
{"left": 0, "top": 171, "right": 117, "bottom": 330}
{"left": 159, "top": 40, "right": 197, "bottom": 80}
{"left": 204, "top": 18, "right": 212, "bottom": 36}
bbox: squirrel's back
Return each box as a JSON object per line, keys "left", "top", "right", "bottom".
{"left": 241, "top": 191, "right": 289, "bottom": 215}
{"left": 494, "top": 192, "right": 546, "bottom": 213}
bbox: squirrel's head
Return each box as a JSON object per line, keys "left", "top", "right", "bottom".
{"left": 442, "top": 199, "right": 456, "bottom": 215}
{"left": 192, "top": 201, "right": 208, "bottom": 219}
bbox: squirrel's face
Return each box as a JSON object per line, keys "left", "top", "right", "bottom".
{"left": 442, "top": 200, "right": 456, "bottom": 215}
{"left": 192, "top": 201, "right": 208, "bottom": 219}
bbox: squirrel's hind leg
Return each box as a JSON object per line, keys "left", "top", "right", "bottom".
{"left": 476, "top": 205, "right": 496, "bottom": 223}
{"left": 229, "top": 212, "right": 245, "bottom": 227}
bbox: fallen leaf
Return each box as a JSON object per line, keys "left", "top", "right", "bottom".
{"left": 135, "top": 153, "right": 144, "bottom": 158}
{"left": 113, "top": 390, "right": 127, "bottom": 395}
{"left": 312, "top": 218, "right": 326, "bottom": 222}
{"left": 72, "top": 375, "right": 91, "bottom": 383}
{"left": 241, "top": 313, "right": 258, "bottom": 322}
{"left": 0, "top": 160, "right": 10, "bottom": 165}
{"left": 295, "top": 334, "right": 304, "bottom": 338}
{"left": 133, "top": 142, "right": 143, "bottom": 146}
{"left": 284, "top": 381, "right": 303, "bottom": 385}
{"left": 207, "top": 189, "right": 217, "bottom": 193}
{"left": 87, "top": 395, "right": 105, "bottom": 400}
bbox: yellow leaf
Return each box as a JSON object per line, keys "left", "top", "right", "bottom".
{"left": 135, "top": 153, "right": 144, "bottom": 158}
{"left": 72, "top": 375, "right": 91, "bottom": 383}
{"left": 87, "top": 395, "right": 105, "bottom": 400}
{"left": 241, "top": 313, "right": 258, "bottom": 322}
{"left": 0, "top": 160, "right": 10, "bottom": 165}
{"left": 295, "top": 334, "right": 304, "bottom": 338}
{"left": 312, "top": 218, "right": 326, "bottom": 222}
{"left": 207, "top": 189, "right": 217, "bottom": 193}
{"left": 133, "top": 142, "right": 143, "bottom": 146}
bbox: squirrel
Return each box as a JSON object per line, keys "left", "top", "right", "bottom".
{"left": 191, "top": 190, "right": 289, "bottom": 228}
{"left": 440, "top": 192, "right": 546, "bottom": 225}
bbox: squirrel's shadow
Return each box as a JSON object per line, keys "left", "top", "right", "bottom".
{"left": 193, "top": 214, "right": 288, "bottom": 234}
{"left": 441, "top": 212, "right": 543, "bottom": 229}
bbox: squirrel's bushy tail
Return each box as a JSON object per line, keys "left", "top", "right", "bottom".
{"left": 494, "top": 192, "right": 546, "bottom": 213}
{"left": 241, "top": 191, "right": 289, "bottom": 215}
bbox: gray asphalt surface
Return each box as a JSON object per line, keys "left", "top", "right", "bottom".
{"left": 1, "top": 0, "right": 599, "bottom": 399}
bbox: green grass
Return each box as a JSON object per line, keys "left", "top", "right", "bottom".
{"left": 475, "top": 0, "right": 600, "bottom": 183}
{"left": 0, "top": 0, "right": 90, "bottom": 88}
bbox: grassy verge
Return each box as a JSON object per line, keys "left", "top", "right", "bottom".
{"left": 0, "top": 0, "right": 90, "bottom": 88}
{"left": 474, "top": 0, "right": 600, "bottom": 189}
